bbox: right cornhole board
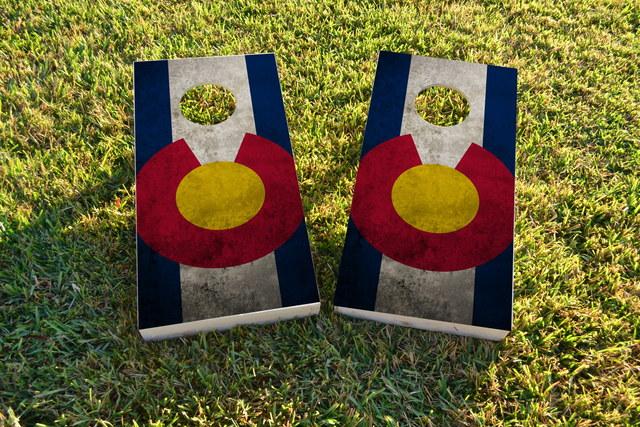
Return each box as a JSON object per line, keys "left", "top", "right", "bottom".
{"left": 334, "top": 52, "right": 517, "bottom": 340}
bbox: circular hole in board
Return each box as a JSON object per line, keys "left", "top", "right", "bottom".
{"left": 415, "top": 86, "right": 470, "bottom": 127}
{"left": 180, "top": 84, "right": 236, "bottom": 125}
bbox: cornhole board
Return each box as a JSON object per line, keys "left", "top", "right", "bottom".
{"left": 134, "top": 54, "right": 319, "bottom": 341}
{"left": 334, "top": 51, "right": 517, "bottom": 340}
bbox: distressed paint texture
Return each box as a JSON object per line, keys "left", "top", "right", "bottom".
{"left": 376, "top": 56, "right": 488, "bottom": 323}
{"left": 136, "top": 54, "right": 318, "bottom": 335}
{"left": 336, "top": 52, "right": 516, "bottom": 337}
{"left": 351, "top": 137, "right": 513, "bottom": 272}
{"left": 134, "top": 59, "right": 182, "bottom": 329}
{"left": 180, "top": 253, "right": 281, "bottom": 321}
{"left": 400, "top": 56, "right": 487, "bottom": 166}
{"left": 165, "top": 56, "right": 281, "bottom": 319}
{"left": 168, "top": 55, "right": 256, "bottom": 163}
{"left": 376, "top": 256, "right": 474, "bottom": 324}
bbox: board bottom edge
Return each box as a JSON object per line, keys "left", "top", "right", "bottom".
{"left": 139, "top": 302, "right": 321, "bottom": 341}
{"left": 334, "top": 305, "right": 510, "bottom": 341}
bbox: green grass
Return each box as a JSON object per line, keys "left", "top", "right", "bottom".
{"left": 180, "top": 84, "right": 237, "bottom": 126}
{"left": 415, "top": 86, "right": 470, "bottom": 127}
{"left": 1, "top": 0, "right": 639, "bottom": 425}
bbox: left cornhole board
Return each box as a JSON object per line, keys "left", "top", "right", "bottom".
{"left": 134, "top": 54, "right": 319, "bottom": 341}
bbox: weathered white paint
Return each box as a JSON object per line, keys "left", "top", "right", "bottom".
{"left": 180, "top": 253, "right": 282, "bottom": 322}
{"left": 167, "top": 55, "right": 256, "bottom": 163}
{"left": 376, "top": 56, "right": 489, "bottom": 325}
{"left": 401, "top": 56, "right": 487, "bottom": 167}
{"left": 166, "top": 55, "right": 282, "bottom": 321}
{"left": 375, "top": 255, "right": 475, "bottom": 324}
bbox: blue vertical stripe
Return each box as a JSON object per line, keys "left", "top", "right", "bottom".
{"left": 361, "top": 51, "right": 413, "bottom": 156}
{"left": 334, "top": 51, "right": 412, "bottom": 310}
{"left": 473, "top": 65, "right": 518, "bottom": 330}
{"left": 481, "top": 65, "right": 517, "bottom": 175}
{"left": 136, "top": 237, "right": 182, "bottom": 329}
{"left": 334, "top": 219, "right": 383, "bottom": 310}
{"left": 274, "top": 223, "right": 319, "bottom": 306}
{"left": 134, "top": 60, "right": 174, "bottom": 171}
{"left": 134, "top": 60, "right": 182, "bottom": 329}
{"left": 246, "top": 53, "right": 319, "bottom": 307}
{"left": 245, "top": 54, "right": 292, "bottom": 154}
{"left": 473, "top": 244, "right": 514, "bottom": 330}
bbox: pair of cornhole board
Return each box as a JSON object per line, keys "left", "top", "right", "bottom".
{"left": 135, "top": 51, "right": 517, "bottom": 342}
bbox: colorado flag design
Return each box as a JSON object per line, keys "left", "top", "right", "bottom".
{"left": 135, "top": 54, "right": 319, "bottom": 341}
{"left": 334, "top": 52, "right": 517, "bottom": 340}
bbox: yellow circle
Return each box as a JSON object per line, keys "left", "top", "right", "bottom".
{"left": 176, "top": 162, "right": 265, "bottom": 230}
{"left": 391, "top": 164, "right": 479, "bottom": 233}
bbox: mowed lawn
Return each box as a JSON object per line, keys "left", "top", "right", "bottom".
{"left": 1, "top": 0, "right": 639, "bottom": 425}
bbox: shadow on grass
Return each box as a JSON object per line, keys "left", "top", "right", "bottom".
{"left": 1, "top": 149, "right": 503, "bottom": 425}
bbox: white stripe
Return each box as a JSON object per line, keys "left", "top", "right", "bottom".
{"left": 165, "top": 55, "right": 282, "bottom": 321}
{"left": 167, "top": 55, "right": 256, "bottom": 163}
{"left": 376, "top": 255, "right": 475, "bottom": 324}
{"left": 400, "top": 56, "right": 487, "bottom": 166}
{"left": 376, "top": 55, "right": 489, "bottom": 325}
{"left": 180, "top": 253, "right": 282, "bottom": 322}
